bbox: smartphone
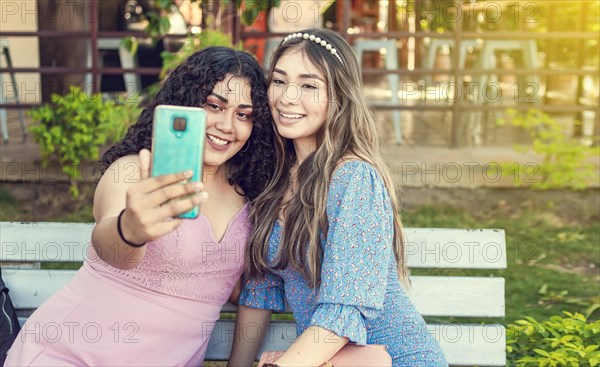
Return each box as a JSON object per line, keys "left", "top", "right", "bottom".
{"left": 151, "top": 105, "right": 207, "bottom": 219}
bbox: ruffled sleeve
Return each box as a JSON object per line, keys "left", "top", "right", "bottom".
{"left": 309, "top": 161, "right": 395, "bottom": 345}
{"left": 239, "top": 271, "right": 286, "bottom": 312}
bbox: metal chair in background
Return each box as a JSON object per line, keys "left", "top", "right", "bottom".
{"left": 423, "top": 38, "right": 478, "bottom": 86}
{"left": 85, "top": 38, "right": 142, "bottom": 96}
{"left": 354, "top": 39, "right": 402, "bottom": 144}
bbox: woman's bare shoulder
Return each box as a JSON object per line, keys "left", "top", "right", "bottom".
{"left": 93, "top": 154, "right": 141, "bottom": 221}
{"left": 100, "top": 155, "right": 142, "bottom": 184}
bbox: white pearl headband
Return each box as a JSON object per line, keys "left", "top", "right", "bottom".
{"left": 281, "top": 32, "right": 345, "bottom": 66}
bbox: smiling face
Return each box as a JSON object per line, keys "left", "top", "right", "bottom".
{"left": 268, "top": 48, "right": 329, "bottom": 146}
{"left": 202, "top": 74, "right": 254, "bottom": 167}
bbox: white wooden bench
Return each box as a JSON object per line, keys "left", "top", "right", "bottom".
{"left": 1, "top": 222, "right": 507, "bottom": 366}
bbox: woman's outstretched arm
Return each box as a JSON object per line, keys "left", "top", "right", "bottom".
{"left": 91, "top": 149, "right": 207, "bottom": 269}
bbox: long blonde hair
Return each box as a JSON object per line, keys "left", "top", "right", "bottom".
{"left": 247, "top": 29, "right": 407, "bottom": 288}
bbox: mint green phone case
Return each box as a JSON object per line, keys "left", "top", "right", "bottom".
{"left": 151, "top": 105, "right": 207, "bottom": 219}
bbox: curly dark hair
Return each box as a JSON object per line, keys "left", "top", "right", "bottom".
{"left": 98, "top": 46, "right": 275, "bottom": 201}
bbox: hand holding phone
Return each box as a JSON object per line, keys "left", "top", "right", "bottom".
{"left": 151, "top": 105, "right": 207, "bottom": 219}
{"left": 115, "top": 149, "right": 209, "bottom": 247}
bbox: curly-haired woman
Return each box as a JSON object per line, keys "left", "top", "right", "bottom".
{"left": 5, "top": 47, "right": 276, "bottom": 366}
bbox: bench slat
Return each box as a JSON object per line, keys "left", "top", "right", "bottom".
{"left": 1, "top": 223, "right": 506, "bottom": 269}
{"left": 1, "top": 269, "right": 78, "bottom": 309}
{"left": 410, "top": 276, "right": 505, "bottom": 317}
{"left": 2, "top": 222, "right": 507, "bottom": 365}
{"left": 1, "top": 222, "right": 91, "bottom": 262}
{"left": 2, "top": 269, "right": 504, "bottom": 318}
{"left": 225, "top": 277, "right": 505, "bottom": 317}
{"left": 205, "top": 320, "right": 506, "bottom": 366}
{"left": 404, "top": 228, "right": 507, "bottom": 269}
{"left": 15, "top": 316, "right": 505, "bottom": 366}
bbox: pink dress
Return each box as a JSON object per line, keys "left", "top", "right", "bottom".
{"left": 5, "top": 203, "right": 250, "bottom": 367}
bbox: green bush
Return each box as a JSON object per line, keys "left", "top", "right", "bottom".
{"left": 497, "top": 108, "right": 600, "bottom": 190}
{"left": 29, "top": 86, "right": 141, "bottom": 197}
{"left": 507, "top": 312, "right": 600, "bottom": 366}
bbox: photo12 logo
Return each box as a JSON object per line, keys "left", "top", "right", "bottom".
{"left": 1, "top": 1, "right": 104, "bottom": 24}
{"left": 401, "top": 161, "right": 541, "bottom": 186}
{"left": 19, "top": 321, "right": 139, "bottom": 344}
{"left": 399, "top": 1, "right": 539, "bottom": 26}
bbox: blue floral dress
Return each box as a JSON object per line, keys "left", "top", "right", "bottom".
{"left": 240, "top": 161, "right": 447, "bottom": 366}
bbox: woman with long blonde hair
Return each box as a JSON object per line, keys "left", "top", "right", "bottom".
{"left": 228, "top": 29, "right": 447, "bottom": 367}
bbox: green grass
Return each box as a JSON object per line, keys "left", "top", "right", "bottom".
{"left": 0, "top": 188, "right": 94, "bottom": 223}
{"left": 0, "top": 188, "right": 28, "bottom": 221}
{"left": 51, "top": 205, "right": 94, "bottom": 223}
{"left": 1, "top": 188, "right": 598, "bottom": 323}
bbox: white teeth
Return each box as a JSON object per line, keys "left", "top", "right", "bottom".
{"left": 280, "top": 112, "right": 304, "bottom": 119}
{"left": 207, "top": 134, "right": 229, "bottom": 146}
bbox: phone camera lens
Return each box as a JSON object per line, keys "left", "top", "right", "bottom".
{"left": 173, "top": 117, "right": 187, "bottom": 131}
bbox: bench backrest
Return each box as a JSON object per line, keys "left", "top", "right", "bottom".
{"left": 1, "top": 222, "right": 507, "bottom": 366}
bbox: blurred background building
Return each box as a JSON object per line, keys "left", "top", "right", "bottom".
{"left": 1, "top": 0, "right": 599, "bottom": 148}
